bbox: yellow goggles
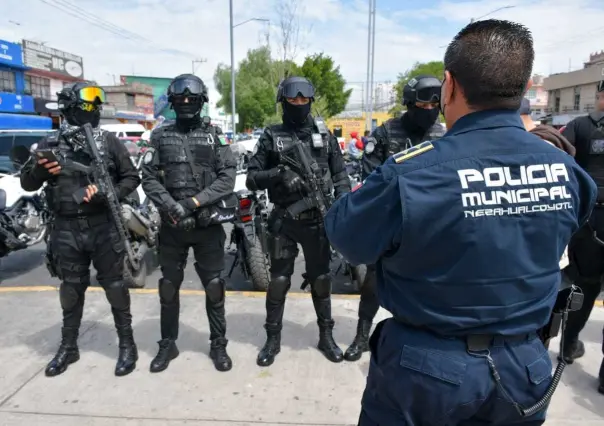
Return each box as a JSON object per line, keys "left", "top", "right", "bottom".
{"left": 78, "top": 86, "right": 106, "bottom": 104}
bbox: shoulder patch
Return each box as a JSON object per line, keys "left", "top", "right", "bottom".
{"left": 143, "top": 148, "right": 155, "bottom": 164}
{"left": 393, "top": 141, "right": 434, "bottom": 163}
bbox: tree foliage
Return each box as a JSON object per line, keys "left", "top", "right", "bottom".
{"left": 389, "top": 61, "right": 445, "bottom": 117}
{"left": 213, "top": 47, "right": 352, "bottom": 131}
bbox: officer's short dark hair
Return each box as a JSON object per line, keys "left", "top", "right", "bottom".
{"left": 444, "top": 19, "right": 534, "bottom": 110}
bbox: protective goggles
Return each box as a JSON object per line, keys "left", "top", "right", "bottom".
{"left": 415, "top": 86, "right": 441, "bottom": 103}
{"left": 78, "top": 86, "right": 106, "bottom": 104}
{"left": 281, "top": 81, "right": 315, "bottom": 99}
{"left": 169, "top": 79, "right": 205, "bottom": 96}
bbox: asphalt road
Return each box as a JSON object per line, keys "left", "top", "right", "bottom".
{"left": 0, "top": 224, "right": 360, "bottom": 294}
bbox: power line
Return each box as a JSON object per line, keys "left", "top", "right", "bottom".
{"left": 35, "top": 0, "right": 199, "bottom": 59}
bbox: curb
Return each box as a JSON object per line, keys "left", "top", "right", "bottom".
{"left": 0, "top": 286, "right": 602, "bottom": 305}
{"left": 0, "top": 285, "right": 361, "bottom": 299}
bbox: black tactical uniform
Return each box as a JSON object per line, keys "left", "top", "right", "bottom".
{"left": 246, "top": 77, "right": 351, "bottom": 367}
{"left": 345, "top": 75, "right": 445, "bottom": 362}
{"left": 20, "top": 82, "right": 140, "bottom": 377}
{"left": 141, "top": 74, "right": 236, "bottom": 373}
{"left": 560, "top": 81, "right": 604, "bottom": 393}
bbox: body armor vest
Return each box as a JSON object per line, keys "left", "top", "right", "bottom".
{"left": 46, "top": 129, "right": 115, "bottom": 217}
{"left": 586, "top": 116, "right": 604, "bottom": 201}
{"left": 155, "top": 124, "right": 217, "bottom": 201}
{"left": 269, "top": 122, "right": 333, "bottom": 207}
{"left": 384, "top": 118, "right": 445, "bottom": 154}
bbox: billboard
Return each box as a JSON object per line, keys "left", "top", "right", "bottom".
{"left": 120, "top": 75, "right": 209, "bottom": 120}
{"left": 0, "top": 39, "right": 25, "bottom": 68}
{"left": 22, "top": 39, "right": 84, "bottom": 78}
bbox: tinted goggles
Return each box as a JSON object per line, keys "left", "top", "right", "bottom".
{"left": 415, "top": 86, "right": 441, "bottom": 103}
{"left": 281, "top": 81, "right": 315, "bottom": 99}
{"left": 78, "top": 86, "right": 106, "bottom": 104}
{"left": 169, "top": 79, "right": 205, "bottom": 96}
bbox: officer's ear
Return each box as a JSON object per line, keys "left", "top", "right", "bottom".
{"left": 442, "top": 70, "right": 455, "bottom": 106}
{"left": 525, "top": 78, "right": 533, "bottom": 94}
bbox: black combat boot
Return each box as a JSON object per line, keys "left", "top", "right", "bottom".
{"left": 598, "top": 358, "right": 604, "bottom": 394}
{"left": 115, "top": 329, "right": 138, "bottom": 376}
{"left": 210, "top": 337, "right": 232, "bottom": 372}
{"left": 150, "top": 339, "right": 179, "bottom": 373}
{"left": 558, "top": 339, "right": 585, "bottom": 364}
{"left": 45, "top": 327, "right": 80, "bottom": 377}
{"left": 257, "top": 323, "right": 282, "bottom": 367}
{"left": 312, "top": 296, "right": 344, "bottom": 363}
{"left": 344, "top": 318, "right": 372, "bottom": 362}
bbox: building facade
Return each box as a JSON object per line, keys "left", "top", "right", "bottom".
{"left": 0, "top": 39, "right": 51, "bottom": 129}
{"left": 527, "top": 74, "right": 548, "bottom": 120}
{"left": 21, "top": 39, "right": 86, "bottom": 128}
{"left": 100, "top": 83, "right": 155, "bottom": 128}
{"left": 543, "top": 51, "right": 604, "bottom": 125}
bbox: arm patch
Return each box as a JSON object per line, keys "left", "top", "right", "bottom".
{"left": 393, "top": 141, "right": 434, "bottom": 163}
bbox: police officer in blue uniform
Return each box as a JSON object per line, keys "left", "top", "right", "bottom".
{"left": 559, "top": 81, "right": 604, "bottom": 393}
{"left": 325, "top": 20, "right": 597, "bottom": 425}
{"left": 345, "top": 75, "right": 446, "bottom": 362}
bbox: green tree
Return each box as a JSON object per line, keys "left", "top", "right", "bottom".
{"left": 297, "top": 53, "right": 352, "bottom": 119}
{"left": 389, "top": 61, "right": 444, "bottom": 117}
{"left": 214, "top": 47, "right": 279, "bottom": 131}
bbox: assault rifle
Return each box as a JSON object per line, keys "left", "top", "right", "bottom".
{"left": 61, "top": 123, "right": 140, "bottom": 273}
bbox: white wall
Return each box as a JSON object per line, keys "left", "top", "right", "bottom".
{"left": 49, "top": 78, "right": 67, "bottom": 100}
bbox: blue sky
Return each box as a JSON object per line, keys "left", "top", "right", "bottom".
{"left": 2, "top": 0, "right": 604, "bottom": 108}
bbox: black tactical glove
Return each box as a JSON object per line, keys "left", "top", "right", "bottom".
{"left": 177, "top": 216, "right": 196, "bottom": 231}
{"left": 281, "top": 169, "right": 305, "bottom": 193}
{"left": 196, "top": 206, "right": 213, "bottom": 228}
{"left": 179, "top": 198, "right": 198, "bottom": 214}
{"left": 168, "top": 202, "right": 188, "bottom": 223}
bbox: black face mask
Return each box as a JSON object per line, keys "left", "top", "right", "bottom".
{"left": 406, "top": 105, "right": 439, "bottom": 132}
{"left": 173, "top": 98, "right": 203, "bottom": 121}
{"left": 64, "top": 106, "right": 100, "bottom": 128}
{"left": 282, "top": 101, "right": 311, "bottom": 128}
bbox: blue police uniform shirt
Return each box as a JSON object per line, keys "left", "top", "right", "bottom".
{"left": 325, "top": 109, "right": 597, "bottom": 336}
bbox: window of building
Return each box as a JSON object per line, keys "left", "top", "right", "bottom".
{"left": 554, "top": 96, "right": 560, "bottom": 113}
{"left": 126, "top": 94, "right": 135, "bottom": 109}
{"left": 0, "top": 70, "right": 16, "bottom": 93}
{"left": 573, "top": 86, "right": 581, "bottom": 111}
{"left": 526, "top": 88, "right": 537, "bottom": 99}
{"left": 24, "top": 75, "right": 51, "bottom": 98}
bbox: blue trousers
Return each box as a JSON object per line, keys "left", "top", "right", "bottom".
{"left": 359, "top": 319, "right": 552, "bottom": 426}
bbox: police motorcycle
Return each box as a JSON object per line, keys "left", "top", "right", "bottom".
{"left": 226, "top": 142, "right": 271, "bottom": 291}
{"left": 0, "top": 147, "right": 50, "bottom": 260}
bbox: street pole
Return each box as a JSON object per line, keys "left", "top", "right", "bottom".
{"left": 368, "top": 0, "right": 376, "bottom": 130}
{"left": 229, "top": 0, "right": 236, "bottom": 134}
{"left": 364, "top": 0, "right": 374, "bottom": 131}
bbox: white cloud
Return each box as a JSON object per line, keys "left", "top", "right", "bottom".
{"left": 2, "top": 0, "right": 603, "bottom": 111}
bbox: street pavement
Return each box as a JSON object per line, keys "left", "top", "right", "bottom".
{"left": 0, "top": 289, "right": 602, "bottom": 425}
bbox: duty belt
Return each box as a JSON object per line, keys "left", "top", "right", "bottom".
{"left": 392, "top": 316, "right": 536, "bottom": 350}
{"left": 56, "top": 212, "right": 111, "bottom": 229}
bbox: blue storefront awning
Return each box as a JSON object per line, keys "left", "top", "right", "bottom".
{"left": 0, "top": 113, "right": 52, "bottom": 130}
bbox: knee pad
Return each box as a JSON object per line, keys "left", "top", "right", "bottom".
{"left": 312, "top": 274, "right": 332, "bottom": 299}
{"left": 194, "top": 262, "right": 221, "bottom": 283}
{"left": 203, "top": 276, "right": 225, "bottom": 304}
{"left": 102, "top": 280, "right": 130, "bottom": 311}
{"left": 268, "top": 276, "right": 291, "bottom": 301}
{"left": 159, "top": 278, "right": 179, "bottom": 303}
{"left": 59, "top": 283, "right": 81, "bottom": 311}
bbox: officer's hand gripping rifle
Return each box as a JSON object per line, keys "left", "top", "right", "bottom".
{"left": 62, "top": 123, "right": 140, "bottom": 273}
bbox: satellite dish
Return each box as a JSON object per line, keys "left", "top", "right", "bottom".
{"left": 45, "top": 102, "right": 59, "bottom": 110}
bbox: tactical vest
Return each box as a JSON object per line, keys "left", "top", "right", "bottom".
{"left": 155, "top": 124, "right": 217, "bottom": 201}
{"left": 384, "top": 118, "right": 445, "bottom": 155}
{"left": 586, "top": 117, "right": 604, "bottom": 202}
{"left": 269, "top": 123, "right": 333, "bottom": 207}
{"left": 46, "top": 130, "right": 113, "bottom": 217}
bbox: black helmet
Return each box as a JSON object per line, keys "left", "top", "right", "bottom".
{"left": 57, "top": 81, "right": 105, "bottom": 112}
{"left": 276, "top": 76, "right": 315, "bottom": 103}
{"left": 167, "top": 74, "right": 209, "bottom": 102}
{"left": 402, "top": 75, "right": 441, "bottom": 106}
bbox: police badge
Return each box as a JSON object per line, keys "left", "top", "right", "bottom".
{"left": 143, "top": 148, "right": 155, "bottom": 164}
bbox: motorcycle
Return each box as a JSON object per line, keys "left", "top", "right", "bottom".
{"left": 345, "top": 158, "right": 362, "bottom": 188}
{"left": 0, "top": 150, "right": 50, "bottom": 259}
{"left": 227, "top": 144, "right": 271, "bottom": 291}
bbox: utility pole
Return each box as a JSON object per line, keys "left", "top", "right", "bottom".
{"left": 364, "top": 0, "right": 376, "bottom": 132}
{"left": 192, "top": 58, "right": 207, "bottom": 74}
